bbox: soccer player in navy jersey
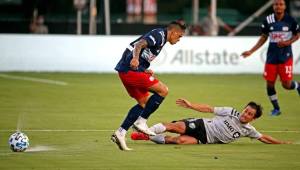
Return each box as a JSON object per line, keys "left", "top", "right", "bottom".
{"left": 111, "top": 20, "right": 186, "bottom": 150}
{"left": 242, "top": 0, "right": 300, "bottom": 116}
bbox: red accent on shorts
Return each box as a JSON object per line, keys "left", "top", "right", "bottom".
{"left": 264, "top": 57, "right": 293, "bottom": 82}
{"left": 118, "top": 71, "right": 159, "bottom": 100}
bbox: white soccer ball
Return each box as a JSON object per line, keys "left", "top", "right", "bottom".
{"left": 8, "top": 132, "right": 30, "bottom": 152}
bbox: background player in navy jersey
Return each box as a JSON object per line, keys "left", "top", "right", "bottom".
{"left": 111, "top": 19, "right": 186, "bottom": 150}
{"left": 242, "top": 0, "right": 300, "bottom": 116}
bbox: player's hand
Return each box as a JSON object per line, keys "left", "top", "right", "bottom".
{"left": 241, "top": 51, "right": 252, "bottom": 58}
{"left": 130, "top": 58, "right": 139, "bottom": 70}
{"left": 145, "top": 69, "right": 154, "bottom": 76}
{"left": 277, "top": 41, "right": 290, "bottom": 48}
{"left": 176, "top": 98, "right": 192, "bottom": 109}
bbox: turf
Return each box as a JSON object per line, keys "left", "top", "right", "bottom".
{"left": 0, "top": 72, "right": 299, "bottom": 170}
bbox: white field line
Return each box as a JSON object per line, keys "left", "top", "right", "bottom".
{"left": 0, "top": 73, "right": 68, "bottom": 86}
{"left": 0, "top": 129, "right": 299, "bottom": 133}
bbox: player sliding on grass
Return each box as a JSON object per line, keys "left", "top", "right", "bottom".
{"left": 111, "top": 19, "right": 186, "bottom": 151}
{"left": 241, "top": 0, "right": 300, "bottom": 116}
{"left": 131, "top": 98, "right": 291, "bottom": 145}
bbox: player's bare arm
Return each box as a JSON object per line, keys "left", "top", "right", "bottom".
{"left": 176, "top": 98, "right": 214, "bottom": 113}
{"left": 258, "top": 134, "right": 292, "bottom": 144}
{"left": 277, "top": 33, "right": 300, "bottom": 48}
{"left": 241, "top": 34, "right": 268, "bottom": 58}
{"left": 130, "top": 39, "right": 148, "bottom": 70}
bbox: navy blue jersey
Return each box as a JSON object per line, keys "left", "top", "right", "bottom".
{"left": 261, "top": 13, "right": 300, "bottom": 64}
{"left": 115, "top": 28, "right": 168, "bottom": 72}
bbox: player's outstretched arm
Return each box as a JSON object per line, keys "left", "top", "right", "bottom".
{"left": 258, "top": 134, "right": 292, "bottom": 144}
{"left": 241, "top": 34, "right": 268, "bottom": 58}
{"left": 176, "top": 98, "right": 214, "bottom": 113}
{"left": 130, "top": 39, "right": 148, "bottom": 70}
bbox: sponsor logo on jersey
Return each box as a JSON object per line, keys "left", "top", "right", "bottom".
{"left": 282, "top": 26, "right": 289, "bottom": 31}
{"left": 224, "top": 120, "right": 241, "bottom": 138}
{"left": 269, "top": 31, "right": 292, "bottom": 43}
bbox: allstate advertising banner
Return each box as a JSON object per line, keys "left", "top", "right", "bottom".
{"left": 0, "top": 35, "right": 299, "bottom": 74}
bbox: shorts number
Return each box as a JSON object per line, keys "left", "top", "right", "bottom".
{"left": 285, "top": 66, "right": 292, "bottom": 76}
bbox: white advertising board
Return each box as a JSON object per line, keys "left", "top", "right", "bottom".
{"left": 0, "top": 34, "right": 299, "bottom": 74}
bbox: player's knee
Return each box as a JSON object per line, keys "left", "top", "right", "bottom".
{"left": 281, "top": 82, "right": 291, "bottom": 89}
{"left": 175, "top": 137, "right": 186, "bottom": 144}
{"left": 160, "top": 85, "right": 169, "bottom": 97}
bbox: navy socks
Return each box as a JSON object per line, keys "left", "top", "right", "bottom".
{"left": 121, "top": 104, "right": 144, "bottom": 130}
{"left": 140, "top": 93, "right": 165, "bottom": 119}
{"left": 120, "top": 93, "right": 165, "bottom": 130}
{"left": 267, "top": 86, "right": 280, "bottom": 110}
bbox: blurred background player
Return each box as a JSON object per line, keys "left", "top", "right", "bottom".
{"left": 201, "top": 5, "right": 233, "bottom": 36}
{"left": 241, "top": 0, "right": 300, "bottom": 116}
{"left": 112, "top": 19, "right": 186, "bottom": 151}
{"left": 131, "top": 98, "right": 291, "bottom": 145}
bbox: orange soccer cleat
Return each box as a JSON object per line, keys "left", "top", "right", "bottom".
{"left": 130, "top": 131, "right": 150, "bottom": 140}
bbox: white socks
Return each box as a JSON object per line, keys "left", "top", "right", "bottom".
{"left": 150, "top": 134, "right": 166, "bottom": 144}
{"left": 117, "top": 127, "right": 127, "bottom": 136}
{"left": 136, "top": 116, "right": 147, "bottom": 124}
{"left": 149, "top": 123, "right": 166, "bottom": 134}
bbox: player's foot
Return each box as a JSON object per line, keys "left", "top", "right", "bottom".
{"left": 111, "top": 131, "right": 132, "bottom": 151}
{"left": 131, "top": 131, "right": 150, "bottom": 140}
{"left": 133, "top": 121, "right": 156, "bottom": 136}
{"left": 270, "top": 109, "right": 281, "bottom": 116}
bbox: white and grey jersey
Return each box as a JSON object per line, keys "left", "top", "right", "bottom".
{"left": 203, "top": 107, "right": 262, "bottom": 144}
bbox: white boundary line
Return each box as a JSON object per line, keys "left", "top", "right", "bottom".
{"left": 0, "top": 129, "right": 299, "bottom": 133}
{"left": 0, "top": 73, "right": 68, "bottom": 86}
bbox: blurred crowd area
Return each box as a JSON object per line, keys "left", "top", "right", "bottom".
{"left": 0, "top": 0, "right": 299, "bottom": 35}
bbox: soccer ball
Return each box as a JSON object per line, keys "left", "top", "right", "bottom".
{"left": 8, "top": 132, "right": 29, "bottom": 152}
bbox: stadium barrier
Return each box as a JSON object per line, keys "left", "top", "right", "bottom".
{"left": 0, "top": 34, "right": 299, "bottom": 74}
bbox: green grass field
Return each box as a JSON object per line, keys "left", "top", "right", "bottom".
{"left": 0, "top": 72, "right": 299, "bottom": 170}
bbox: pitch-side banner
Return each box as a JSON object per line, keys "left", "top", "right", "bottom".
{"left": 0, "top": 34, "right": 299, "bottom": 74}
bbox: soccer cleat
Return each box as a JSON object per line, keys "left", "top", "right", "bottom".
{"left": 111, "top": 131, "right": 132, "bottom": 151}
{"left": 133, "top": 121, "right": 156, "bottom": 136}
{"left": 131, "top": 132, "right": 150, "bottom": 140}
{"left": 270, "top": 109, "right": 281, "bottom": 116}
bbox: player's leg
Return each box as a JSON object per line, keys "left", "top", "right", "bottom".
{"left": 149, "top": 121, "right": 186, "bottom": 134}
{"left": 134, "top": 81, "right": 168, "bottom": 136}
{"left": 112, "top": 72, "right": 150, "bottom": 150}
{"left": 131, "top": 121, "right": 185, "bottom": 140}
{"left": 278, "top": 58, "right": 300, "bottom": 96}
{"left": 264, "top": 63, "right": 281, "bottom": 116}
{"left": 149, "top": 134, "right": 198, "bottom": 144}
{"left": 281, "top": 80, "right": 300, "bottom": 94}
{"left": 113, "top": 92, "right": 150, "bottom": 150}
{"left": 138, "top": 81, "right": 168, "bottom": 119}
{"left": 165, "top": 135, "right": 198, "bottom": 144}
{"left": 112, "top": 95, "right": 147, "bottom": 151}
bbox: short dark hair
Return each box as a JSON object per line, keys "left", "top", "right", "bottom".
{"left": 246, "top": 101, "right": 263, "bottom": 119}
{"left": 168, "top": 19, "right": 187, "bottom": 30}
